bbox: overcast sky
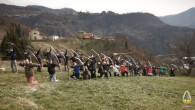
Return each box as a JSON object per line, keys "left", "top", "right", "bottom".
{"left": 0, "top": 0, "right": 195, "bottom": 16}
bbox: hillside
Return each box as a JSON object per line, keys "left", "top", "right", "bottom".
{"left": 0, "top": 4, "right": 194, "bottom": 55}
{"left": 30, "top": 35, "right": 157, "bottom": 65}
{"left": 160, "top": 7, "right": 195, "bottom": 28}
{"left": 0, "top": 14, "right": 30, "bottom": 40}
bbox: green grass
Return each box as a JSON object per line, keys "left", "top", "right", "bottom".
{"left": 0, "top": 70, "right": 195, "bottom": 110}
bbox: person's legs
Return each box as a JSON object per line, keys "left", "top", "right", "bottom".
{"left": 159, "top": 72, "right": 161, "bottom": 76}
{"left": 13, "top": 60, "right": 18, "bottom": 73}
{"left": 53, "top": 73, "right": 56, "bottom": 81}
{"left": 26, "top": 77, "right": 30, "bottom": 83}
{"left": 29, "top": 76, "right": 39, "bottom": 84}
{"left": 100, "top": 72, "right": 103, "bottom": 78}
{"left": 153, "top": 72, "right": 156, "bottom": 76}
{"left": 93, "top": 70, "right": 97, "bottom": 78}
{"left": 104, "top": 72, "right": 108, "bottom": 78}
{"left": 49, "top": 74, "right": 53, "bottom": 81}
{"left": 37, "top": 64, "right": 42, "bottom": 72}
{"left": 11, "top": 60, "right": 14, "bottom": 73}
{"left": 75, "top": 73, "right": 80, "bottom": 79}
{"left": 64, "top": 65, "right": 67, "bottom": 71}
{"left": 125, "top": 71, "right": 128, "bottom": 77}
{"left": 114, "top": 72, "right": 117, "bottom": 77}
{"left": 58, "top": 63, "right": 61, "bottom": 71}
{"left": 134, "top": 71, "right": 137, "bottom": 76}
{"left": 53, "top": 73, "right": 58, "bottom": 82}
{"left": 90, "top": 70, "right": 95, "bottom": 78}
{"left": 148, "top": 73, "right": 153, "bottom": 76}
{"left": 108, "top": 71, "right": 112, "bottom": 77}
{"left": 121, "top": 73, "right": 124, "bottom": 77}
{"left": 70, "top": 73, "right": 75, "bottom": 78}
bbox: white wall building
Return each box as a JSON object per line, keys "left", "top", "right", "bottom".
{"left": 49, "top": 35, "right": 59, "bottom": 41}
{"left": 29, "top": 29, "right": 42, "bottom": 40}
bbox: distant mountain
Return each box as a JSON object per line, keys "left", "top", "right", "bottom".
{"left": 0, "top": 4, "right": 76, "bottom": 15}
{"left": 0, "top": 4, "right": 194, "bottom": 55}
{"left": 160, "top": 8, "right": 195, "bottom": 28}
{"left": 26, "top": 5, "right": 76, "bottom": 13}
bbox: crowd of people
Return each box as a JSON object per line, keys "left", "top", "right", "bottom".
{"left": 7, "top": 43, "right": 178, "bottom": 84}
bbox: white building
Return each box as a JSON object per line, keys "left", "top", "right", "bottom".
{"left": 49, "top": 35, "right": 59, "bottom": 41}
{"left": 29, "top": 29, "right": 42, "bottom": 40}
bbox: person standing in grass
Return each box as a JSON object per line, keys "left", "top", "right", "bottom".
{"left": 89, "top": 55, "right": 97, "bottom": 78}
{"left": 35, "top": 46, "right": 42, "bottom": 72}
{"left": 19, "top": 59, "right": 40, "bottom": 84}
{"left": 43, "top": 60, "right": 59, "bottom": 82}
{"left": 57, "top": 53, "right": 63, "bottom": 71}
{"left": 63, "top": 49, "right": 69, "bottom": 71}
{"left": 7, "top": 43, "right": 18, "bottom": 74}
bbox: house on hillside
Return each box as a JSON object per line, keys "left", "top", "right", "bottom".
{"left": 29, "top": 28, "right": 43, "bottom": 40}
{"left": 76, "top": 31, "right": 94, "bottom": 39}
{"left": 84, "top": 33, "right": 94, "bottom": 39}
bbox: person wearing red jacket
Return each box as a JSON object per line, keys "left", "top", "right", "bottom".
{"left": 147, "top": 66, "right": 153, "bottom": 76}
{"left": 121, "top": 64, "right": 128, "bottom": 77}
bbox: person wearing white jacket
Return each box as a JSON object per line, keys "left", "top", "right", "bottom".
{"left": 111, "top": 63, "right": 120, "bottom": 77}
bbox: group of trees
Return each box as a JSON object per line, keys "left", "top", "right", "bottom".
{"left": 0, "top": 24, "right": 33, "bottom": 60}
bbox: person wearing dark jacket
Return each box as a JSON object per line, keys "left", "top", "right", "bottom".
{"left": 44, "top": 47, "right": 52, "bottom": 61}
{"left": 7, "top": 43, "right": 18, "bottom": 74}
{"left": 152, "top": 66, "right": 157, "bottom": 76}
{"left": 142, "top": 65, "right": 147, "bottom": 76}
{"left": 57, "top": 54, "right": 63, "bottom": 71}
{"left": 170, "top": 68, "right": 176, "bottom": 76}
{"left": 35, "top": 47, "right": 42, "bottom": 72}
{"left": 63, "top": 49, "right": 69, "bottom": 71}
{"left": 43, "top": 60, "right": 59, "bottom": 82}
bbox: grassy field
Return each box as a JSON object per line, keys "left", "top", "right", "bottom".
{"left": 0, "top": 70, "right": 194, "bottom": 110}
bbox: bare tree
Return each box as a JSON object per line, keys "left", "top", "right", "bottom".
{"left": 174, "top": 32, "right": 195, "bottom": 75}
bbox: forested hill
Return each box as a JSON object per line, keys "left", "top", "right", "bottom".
{"left": 0, "top": 4, "right": 194, "bottom": 55}
{"left": 0, "top": 14, "right": 30, "bottom": 40}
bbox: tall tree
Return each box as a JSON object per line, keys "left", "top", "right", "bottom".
{"left": 174, "top": 32, "right": 195, "bottom": 75}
